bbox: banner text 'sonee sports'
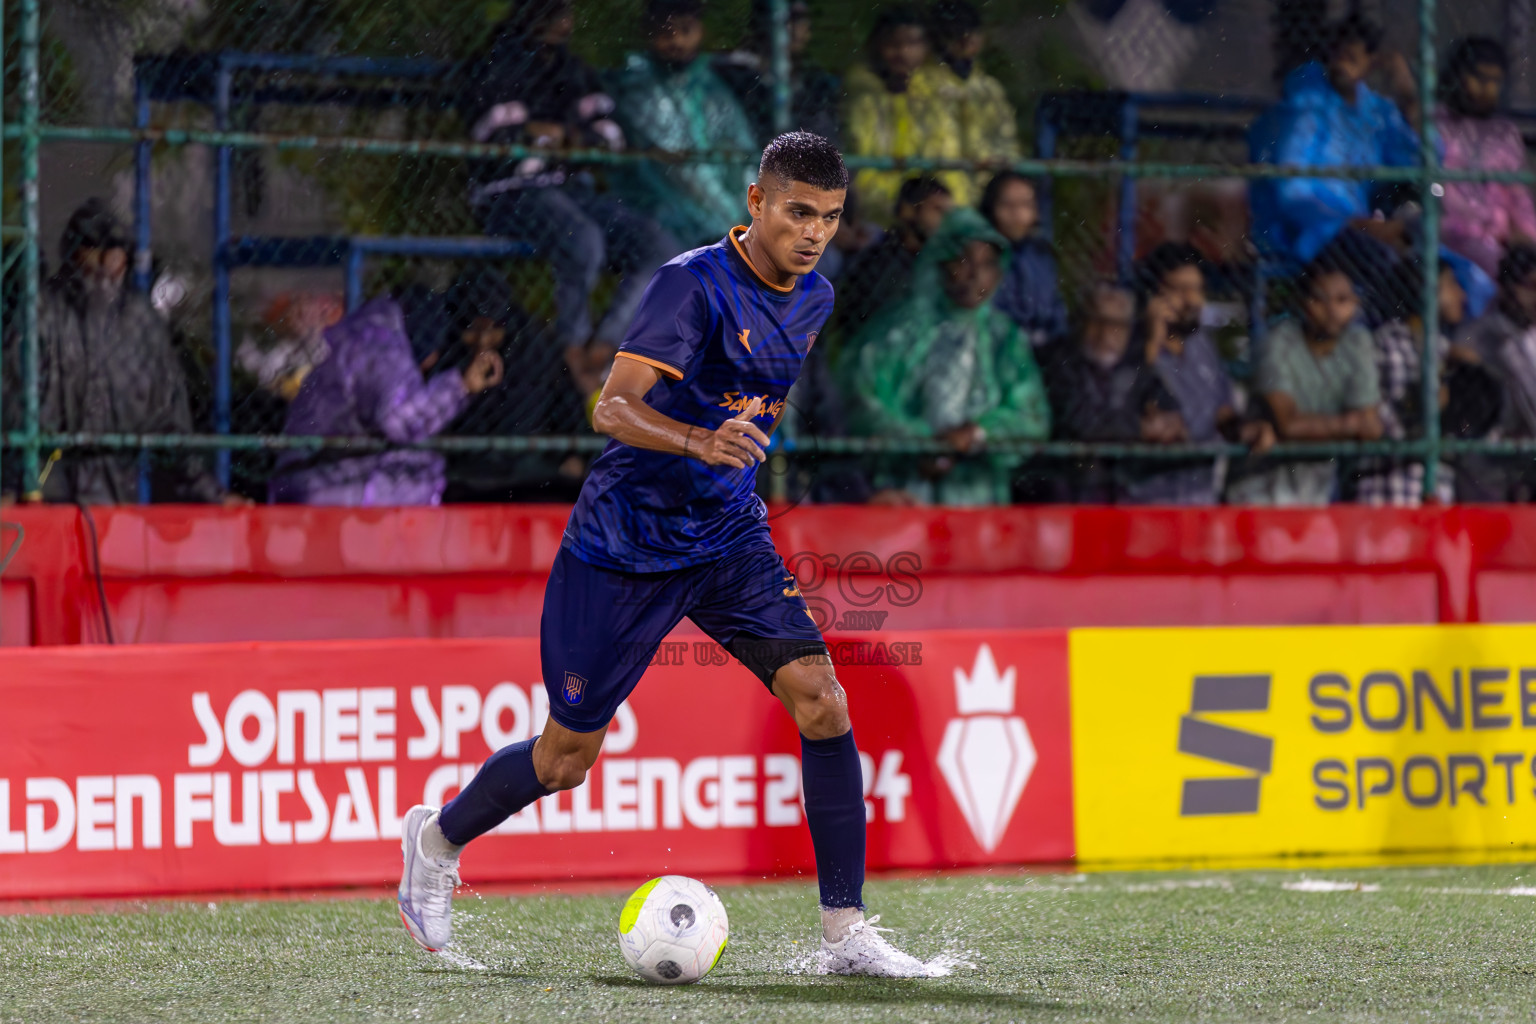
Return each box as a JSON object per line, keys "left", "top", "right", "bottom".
{"left": 13, "top": 623, "right": 1536, "bottom": 897}
{"left": 0, "top": 633, "right": 1074, "bottom": 898}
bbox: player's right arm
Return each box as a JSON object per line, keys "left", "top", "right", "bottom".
{"left": 592, "top": 357, "right": 770, "bottom": 470}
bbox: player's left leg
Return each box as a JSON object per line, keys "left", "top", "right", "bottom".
{"left": 768, "top": 655, "right": 932, "bottom": 978}
{"left": 685, "top": 538, "right": 934, "bottom": 977}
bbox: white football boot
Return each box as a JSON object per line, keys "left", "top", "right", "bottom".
{"left": 818, "top": 914, "right": 940, "bottom": 977}
{"left": 397, "top": 805, "right": 460, "bottom": 952}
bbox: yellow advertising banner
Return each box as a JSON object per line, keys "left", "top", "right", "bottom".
{"left": 1070, "top": 624, "right": 1536, "bottom": 864}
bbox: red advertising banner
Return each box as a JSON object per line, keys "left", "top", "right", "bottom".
{"left": 0, "top": 631, "right": 1072, "bottom": 898}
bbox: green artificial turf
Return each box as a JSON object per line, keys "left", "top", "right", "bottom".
{"left": 5, "top": 864, "right": 1536, "bottom": 1023}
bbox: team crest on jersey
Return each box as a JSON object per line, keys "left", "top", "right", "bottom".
{"left": 562, "top": 671, "right": 588, "bottom": 705}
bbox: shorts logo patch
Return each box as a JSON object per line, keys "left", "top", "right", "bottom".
{"left": 562, "top": 671, "right": 588, "bottom": 706}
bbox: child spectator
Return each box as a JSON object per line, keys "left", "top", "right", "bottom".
{"left": 980, "top": 171, "right": 1066, "bottom": 346}
{"left": 842, "top": 4, "right": 970, "bottom": 225}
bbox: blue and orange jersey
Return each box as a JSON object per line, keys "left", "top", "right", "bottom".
{"left": 562, "top": 226, "right": 835, "bottom": 572}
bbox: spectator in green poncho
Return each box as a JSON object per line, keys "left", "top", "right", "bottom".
{"left": 841, "top": 207, "right": 1050, "bottom": 505}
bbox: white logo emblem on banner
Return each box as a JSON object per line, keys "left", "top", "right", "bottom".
{"left": 936, "top": 644, "right": 1036, "bottom": 851}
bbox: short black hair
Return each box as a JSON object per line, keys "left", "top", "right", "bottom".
{"left": 1446, "top": 36, "right": 1508, "bottom": 81}
{"left": 928, "top": 0, "right": 981, "bottom": 45}
{"left": 759, "top": 131, "right": 849, "bottom": 192}
{"left": 1499, "top": 242, "right": 1536, "bottom": 286}
{"left": 1297, "top": 256, "right": 1355, "bottom": 300}
{"left": 1326, "top": 13, "right": 1383, "bottom": 56}
{"left": 1136, "top": 242, "right": 1204, "bottom": 295}
{"left": 978, "top": 170, "right": 1037, "bottom": 229}
{"left": 867, "top": 3, "right": 925, "bottom": 51}
{"left": 644, "top": 0, "right": 703, "bottom": 35}
{"left": 60, "top": 197, "right": 128, "bottom": 263}
{"left": 894, "top": 173, "right": 951, "bottom": 214}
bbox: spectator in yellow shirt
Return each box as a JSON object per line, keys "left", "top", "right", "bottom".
{"left": 842, "top": 4, "right": 970, "bottom": 224}
{"left": 926, "top": 0, "right": 1021, "bottom": 193}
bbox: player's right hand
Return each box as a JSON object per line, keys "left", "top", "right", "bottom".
{"left": 697, "top": 397, "right": 770, "bottom": 468}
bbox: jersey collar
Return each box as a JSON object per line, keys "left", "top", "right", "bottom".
{"left": 727, "top": 226, "right": 798, "bottom": 297}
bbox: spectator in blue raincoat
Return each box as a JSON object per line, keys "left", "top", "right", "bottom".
{"left": 1249, "top": 14, "right": 1419, "bottom": 267}
{"left": 1250, "top": 14, "right": 1494, "bottom": 323}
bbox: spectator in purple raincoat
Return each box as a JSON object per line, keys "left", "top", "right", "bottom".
{"left": 268, "top": 297, "right": 504, "bottom": 506}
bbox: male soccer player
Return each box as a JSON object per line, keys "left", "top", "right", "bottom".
{"left": 397, "top": 132, "right": 933, "bottom": 977}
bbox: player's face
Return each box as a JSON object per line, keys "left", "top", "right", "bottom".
{"left": 747, "top": 177, "right": 845, "bottom": 277}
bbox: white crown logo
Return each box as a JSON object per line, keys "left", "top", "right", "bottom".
{"left": 954, "top": 644, "right": 1016, "bottom": 715}
{"left": 938, "top": 643, "right": 1036, "bottom": 851}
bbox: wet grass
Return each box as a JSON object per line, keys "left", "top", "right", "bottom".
{"left": 4, "top": 864, "right": 1536, "bottom": 1022}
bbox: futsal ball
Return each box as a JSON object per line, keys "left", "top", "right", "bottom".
{"left": 617, "top": 875, "right": 729, "bottom": 984}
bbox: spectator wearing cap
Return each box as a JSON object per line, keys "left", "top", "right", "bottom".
{"left": 841, "top": 4, "right": 970, "bottom": 226}
{"left": 1227, "top": 261, "right": 1382, "bottom": 506}
{"left": 981, "top": 171, "right": 1066, "bottom": 347}
{"left": 835, "top": 174, "right": 954, "bottom": 338}
{"left": 268, "top": 297, "right": 504, "bottom": 506}
{"left": 1037, "top": 281, "right": 1186, "bottom": 503}
{"left": 843, "top": 207, "right": 1050, "bottom": 505}
{"left": 610, "top": 0, "right": 759, "bottom": 247}
{"left": 1436, "top": 37, "right": 1536, "bottom": 279}
{"left": 713, "top": 0, "right": 841, "bottom": 145}
{"left": 461, "top": 0, "right": 677, "bottom": 396}
{"left": 925, "top": 0, "right": 1021, "bottom": 190}
{"left": 1133, "top": 243, "right": 1274, "bottom": 505}
{"left": 6, "top": 199, "right": 240, "bottom": 505}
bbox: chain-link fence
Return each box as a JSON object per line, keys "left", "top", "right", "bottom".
{"left": 3, "top": 0, "right": 1534, "bottom": 509}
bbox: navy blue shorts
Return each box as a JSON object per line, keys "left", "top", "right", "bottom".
{"left": 540, "top": 536, "right": 828, "bottom": 733}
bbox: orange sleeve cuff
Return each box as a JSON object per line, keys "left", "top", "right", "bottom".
{"left": 614, "top": 351, "right": 684, "bottom": 381}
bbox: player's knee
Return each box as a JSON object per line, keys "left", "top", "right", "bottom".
{"left": 536, "top": 751, "right": 590, "bottom": 792}
{"left": 784, "top": 670, "right": 850, "bottom": 740}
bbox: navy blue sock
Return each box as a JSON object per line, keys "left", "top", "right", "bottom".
{"left": 800, "top": 730, "right": 866, "bottom": 909}
{"left": 437, "top": 737, "right": 550, "bottom": 846}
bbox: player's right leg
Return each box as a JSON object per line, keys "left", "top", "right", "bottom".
{"left": 398, "top": 547, "right": 686, "bottom": 952}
